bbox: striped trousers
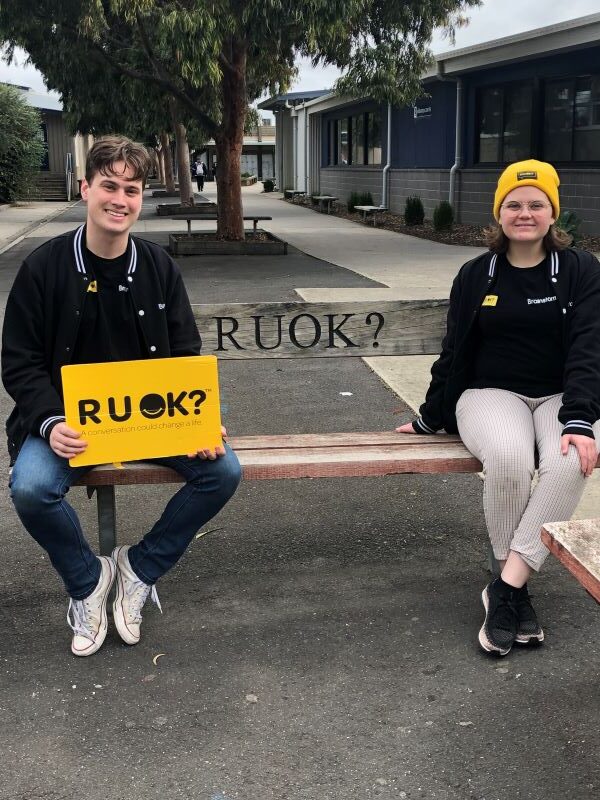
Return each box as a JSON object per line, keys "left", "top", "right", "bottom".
{"left": 455, "top": 389, "right": 599, "bottom": 571}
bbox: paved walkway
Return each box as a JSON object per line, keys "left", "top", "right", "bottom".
{"left": 6, "top": 185, "right": 600, "bottom": 516}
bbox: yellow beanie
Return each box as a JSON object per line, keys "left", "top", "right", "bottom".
{"left": 493, "top": 159, "right": 560, "bottom": 221}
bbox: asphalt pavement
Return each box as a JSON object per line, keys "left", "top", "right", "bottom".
{"left": 0, "top": 189, "right": 597, "bottom": 800}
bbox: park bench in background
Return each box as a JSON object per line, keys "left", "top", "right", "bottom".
{"left": 170, "top": 213, "right": 273, "bottom": 236}
{"left": 284, "top": 190, "right": 306, "bottom": 202}
{"left": 311, "top": 195, "right": 338, "bottom": 214}
{"left": 354, "top": 205, "right": 388, "bottom": 227}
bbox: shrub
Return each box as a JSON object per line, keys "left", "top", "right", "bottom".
{"left": 404, "top": 195, "right": 425, "bottom": 225}
{"left": 556, "top": 209, "right": 582, "bottom": 245}
{"left": 0, "top": 84, "right": 45, "bottom": 203}
{"left": 347, "top": 191, "right": 374, "bottom": 213}
{"left": 262, "top": 178, "right": 275, "bottom": 192}
{"left": 241, "top": 171, "right": 251, "bottom": 178}
{"left": 433, "top": 200, "right": 454, "bottom": 231}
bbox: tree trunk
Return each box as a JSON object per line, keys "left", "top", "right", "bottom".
{"left": 159, "top": 131, "right": 175, "bottom": 193}
{"left": 170, "top": 101, "right": 194, "bottom": 207}
{"left": 215, "top": 40, "right": 247, "bottom": 240}
{"left": 156, "top": 147, "right": 164, "bottom": 185}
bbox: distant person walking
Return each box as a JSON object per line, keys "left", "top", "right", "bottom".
{"left": 194, "top": 159, "right": 207, "bottom": 192}
{"left": 397, "top": 160, "right": 600, "bottom": 657}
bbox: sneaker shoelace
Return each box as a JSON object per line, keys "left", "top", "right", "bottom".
{"left": 125, "top": 580, "right": 162, "bottom": 624}
{"left": 67, "top": 598, "right": 96, "bottom": 642}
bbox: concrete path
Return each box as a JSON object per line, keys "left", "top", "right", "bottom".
{"left": 0, "top": 200, "right": 75, "bottom": 254}
{"left": 1, "top": 189, "right": 599, "bottom": 800}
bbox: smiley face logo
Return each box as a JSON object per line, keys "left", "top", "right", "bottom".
{"left": 139, "top": 393, "right": 166, "bottom": 419}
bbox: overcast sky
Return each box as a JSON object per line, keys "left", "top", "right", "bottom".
{"left": 1, "top": 2, "right": 598, "bottom": 105}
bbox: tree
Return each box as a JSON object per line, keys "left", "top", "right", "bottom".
{"left": 0, "top": 1, "right": 480, "bottom": 239}
{"left": 0, "top": 83, "right": 45, "bottom": 203}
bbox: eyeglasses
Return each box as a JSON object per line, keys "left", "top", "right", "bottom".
{"left": 501, "top": 201, "right": 551, "bottom": 214}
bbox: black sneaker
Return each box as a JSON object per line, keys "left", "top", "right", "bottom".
{"left": 514, "top": 584, "right": 544, "bottom": 645}
{"left": 478, "top": 580, "right": 518, "bottom": 656}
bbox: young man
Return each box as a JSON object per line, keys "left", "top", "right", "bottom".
{"left": 194, "top": 158, "right": 206, "bottom": 192}
{"left": 2, "top": 136, "right": 241, "bottom": 657}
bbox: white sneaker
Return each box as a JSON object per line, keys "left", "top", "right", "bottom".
{"left": 112, "top": 545, "right": 162, "bottom": 645}
{"left": 67, "top": 556, "right": 116, "bottom": 657}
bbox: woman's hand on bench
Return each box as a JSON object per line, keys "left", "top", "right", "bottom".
{"left": 395, "top": 422, "right": 417, "bottom": 434}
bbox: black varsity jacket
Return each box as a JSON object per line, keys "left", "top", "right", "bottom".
{"left": 1, "top": 226, "right": 201, "bottom": 462}
{"left": 412, "top": 248, "right": 600, "bottom": 439}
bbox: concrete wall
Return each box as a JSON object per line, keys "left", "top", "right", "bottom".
{"left": 320, "top": 167, "right": 384, "bottom": 206}
{"left": 457, "top": 168, "right": 600, "bottom": 233}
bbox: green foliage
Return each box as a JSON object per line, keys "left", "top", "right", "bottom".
{"left": 404, "top": 195, "right": 425, "bottom": 225}
{"left": 0, "top": 0, "right": 481, "bottom": 237}
{"left": 556, "top": 209, "right": 581, "bottom": 245}
{"left": 433, "top": 200, "right": 454, "bottom": 231}
{"left": 0, "top": 84, "right": 45, "bottom": 203}
{"left": 262, "top": 178, "right": 275, "bottom": 192}
{"left": 348, "top": 191, "right": 374, "bottom": 213}
{"left": 241, "top": 172, "right": 251, "bottom": 178}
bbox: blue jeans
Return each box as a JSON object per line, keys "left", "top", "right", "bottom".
{"left": 9, "top": 436, "right": 241, "bottom": 600}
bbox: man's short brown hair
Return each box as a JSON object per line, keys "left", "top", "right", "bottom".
{"left": 85, "top": 135, "right": 152, "bottom": 183}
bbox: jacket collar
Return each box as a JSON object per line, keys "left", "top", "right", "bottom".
{"left": 488, "top": 250, "right": 560, "bottom": 281}
{"left": 72, "top": 224, "right": 138, "bottom": 276}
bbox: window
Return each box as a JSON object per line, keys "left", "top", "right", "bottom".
{"left": 351, "top": 114, "right": 365, "bottom": 165}
{"left": 338, "top": 118, "right": 349, "bottom": 165}
{"left": 544, "top": 76, "right": 600, "bottom": 162}
{"left": 476, "top": 83, "right": 533, "bottom": 163}
{"left": 325, "top": 109, "right": 383, "bottom": 166}
{"left": 367, "top": 112, "right": 382, "bottom": 165}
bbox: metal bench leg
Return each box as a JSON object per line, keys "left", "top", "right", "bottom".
{"left": 253, "top": 219, "right": 258, "bottom": 235}
{"left": 486, "top": 542, "right": 501, "bottom": 577}
{"left": 186, "top": 219, "right": 192, "bottom": 236}
{"left": 96, "top": 485, "right": 117, "bottom": 556}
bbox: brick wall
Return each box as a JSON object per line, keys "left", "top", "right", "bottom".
{"left": 320, "top": 167, "right": 384, "bottom": 206}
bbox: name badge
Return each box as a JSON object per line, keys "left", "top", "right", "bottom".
{"left": 482, "top": 295, "right": 498, "bottom": 307}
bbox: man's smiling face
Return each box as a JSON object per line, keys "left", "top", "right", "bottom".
{"left": 81, "top": 161, "right": 143, "bottom": 243}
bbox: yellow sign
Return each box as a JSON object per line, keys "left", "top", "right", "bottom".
{"left": 482, "top": 295, "right": 498, "bottom": 307}
{"left": 62, "top": 356, "right": 222, "bottom": 466}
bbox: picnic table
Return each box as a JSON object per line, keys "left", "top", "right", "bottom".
{"left": 312, "top": 195, "right": 338, "bottom": 214}
{"left": 541, "top": 519, "right": 600, "bottom": 603}
{"left": 354, "top": 205, "right": 388, "bottom": 226}
{"left": 170, "top": 214, "right": 272, "bottom": 235}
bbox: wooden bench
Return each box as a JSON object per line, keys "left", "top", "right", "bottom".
{"left": 171, "top": 214, "right": 273, "bottom": 236}
{"left": 312, "top": 195, "right": 338, "bottom": 214}
{"left": 541, "top": 520, "right": 600, "bottom": 603}
{"left": 78, "top": 298, "right": 599, "bottom": 572}
{"left": 354, "top": 205, "right": 388, "bottom": 226}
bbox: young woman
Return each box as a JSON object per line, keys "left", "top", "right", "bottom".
{"left": 397, "top": 160, "right": 600, "bottom": 656}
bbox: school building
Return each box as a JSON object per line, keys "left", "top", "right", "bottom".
{"left": 259, "top": 13, "right": 600, "bottom": 234}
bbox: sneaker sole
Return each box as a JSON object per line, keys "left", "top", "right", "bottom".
{"left": 515, "top": 630, "right": 545, "bottom": 645}
{"left": 112, "top": 545, "right": 140, "bottom": 645}
{"left": 71, "top": 557, "right": 116, "bottom": 657}
{"left": 478, "top": 587, "right": 512, "bottom": 657}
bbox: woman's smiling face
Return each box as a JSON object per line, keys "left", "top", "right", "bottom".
{"left": 498, "top": 186, "right": 555, "bottom": 245}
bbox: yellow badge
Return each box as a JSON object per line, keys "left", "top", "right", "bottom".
{"left": 482, "top": 295, "right": 498, "bottom": 307}
{"left": 87, "top": 280, "right": 98, "bottom": 293}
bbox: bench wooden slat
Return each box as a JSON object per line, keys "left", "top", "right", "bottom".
{"left": 191, "top": 300, "right": 448, "bottom": 358}
{"left": 541, "top": 520, "right": 600, "bottom": 603}
{"left": 77, "top": 433, "right": 481, "bottom": 486}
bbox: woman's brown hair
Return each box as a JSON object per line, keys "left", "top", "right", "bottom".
{"left": 483, "top": 223, "right": 572, "bottom": 254}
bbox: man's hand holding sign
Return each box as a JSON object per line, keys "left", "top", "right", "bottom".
{"left": 62, "top": 355, "right": 223, "bottom": 466}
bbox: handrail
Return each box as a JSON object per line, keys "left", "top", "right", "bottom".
{"left": 65, "top": 152, "right": 73, "bottom": 201}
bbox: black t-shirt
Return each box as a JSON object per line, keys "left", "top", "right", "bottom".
{"left": 73, "top": 246, "right": 146, "bottom": 364}
{"left": 470, "top": 255, "right": 564, "bottom": 397}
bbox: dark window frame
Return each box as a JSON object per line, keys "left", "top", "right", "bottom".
{"left": 325, "top": 110, "right": 382, "bottom": 167}
{"left": 474, "top": 73, "right": 600, "bottom": 167}
{"left": 475, "top": 80, "right": 533, "bottom": 165}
